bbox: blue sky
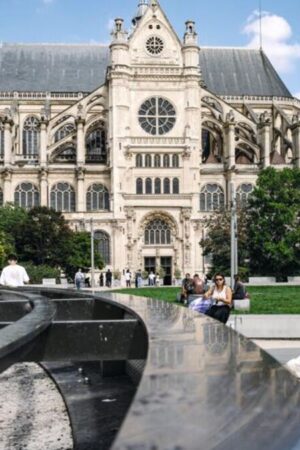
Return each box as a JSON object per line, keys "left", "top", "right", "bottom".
{"left": 0, "top": 0, "right": 299, "bottom": 97}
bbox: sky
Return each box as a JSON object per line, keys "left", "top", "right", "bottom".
{"left": 0, "top": 0, "right": 299, "bottom": 97}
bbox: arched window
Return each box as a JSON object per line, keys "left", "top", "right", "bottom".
{"left": 155, "top": 178, "right": 161, "bottom": 194}
{"left": 172, "top": 154, "right": 179, "bottom": 168}
{"left": 50, "top": 183, "right": 75, "bottom": 212}
{"left": 154, "top": 154, "right": 161, "bottom": 168}
{"left": 23, "top": 116, "right": 40, "bottom": 157}
{"left": 53, "top": 145, "right": 76, "bottom": 163}
{"left": 14, "top": 182, "right": 40, "bottom": 209}
{"left": 54, "top": 123, "right": 75, "bottom": 142}
{"left": 0, "top": 187, "right": 3, "bottom": 207}
{"left": 163, "top": 154, "right": 170, "bottom": 168}
{"left": 136, "top": 178, "right": 143, "bottom": 194}
{"left": 145, "top": 154, "right": 152, "bottom": 168}
{"left": 145, "top": 178, "right": 152, "bottom": 194}
{"left": 164, "top": 178, "right": 170, "bottom": 194}
{"left": 145, "top": 219, "right": 171, "bottom": 245}
{"left": 201, "top": 126, "right": 223, "bottom": 164}
{"left": 136, "top": 154, "right": 143, "bottom": 167}
{"left": 87, "top": 184, "right": 109, "bottom": 211}
{"left": 200, "top": 184, "right": 225, "bottom": 211}
{"left": 236, "top": 183, "right": 254, "bottom": 208}
{"left": 94, "top": 230, "right": 111, "bottom": 265}
{"left": 0, "top": 122, "right": 4, "bottom": 158}
{"left": 86, "top": 127, "right": 107, "bottom": 163}
{"left": 173, "top": 178, "right": 179, "bottom": 194}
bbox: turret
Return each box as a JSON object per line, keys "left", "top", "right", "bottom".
{"left": 110, "top": 18, "right": 129, "bottom": 66}
{"left": 132, "top": 1, "right": 148, "bottom": 27}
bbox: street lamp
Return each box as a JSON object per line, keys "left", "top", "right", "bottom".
{"left": 90, "top": 217, "right": 95, "bottom": 289}
{"left": 230, "top": 182, "right": 238, "bottom": 289}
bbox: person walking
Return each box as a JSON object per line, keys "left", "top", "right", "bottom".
{"left": 99, "top": 272, "right": 104, "bottom": 287}
{"left": 106, "top": 269, "right": 112, "bottom": 287}
{"left": 74, "top": 268, "right": 84, "bottom": 290}
{"left": 125, "top": 269, "right": 131, "bottom": 288}
{"left": 0, "top": 254, "right": 29, "bottom": 287}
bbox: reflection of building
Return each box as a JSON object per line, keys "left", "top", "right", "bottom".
{"left": 0, "top": 1, "right": 299, "bottom": 281}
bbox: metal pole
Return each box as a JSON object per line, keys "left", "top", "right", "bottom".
{"left": 90, "top": 218, "right": 95, "bottom": 289}
{"left": 230, "top": 182, "right": 237, "bottom": 289}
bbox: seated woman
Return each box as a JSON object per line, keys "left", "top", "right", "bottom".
{"left": 180, "top": 273, "right": 194, "bottom": 304}
{"left": 204, "top": 273, "right": 232, "bottom": 324}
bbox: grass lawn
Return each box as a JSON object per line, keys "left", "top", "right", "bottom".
{"left": 110, "top": 286, "right": 300, "bottom": 314}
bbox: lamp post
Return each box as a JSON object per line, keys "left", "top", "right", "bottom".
{"left": 90, "top": 217, "right": 95, "bottom": 289}
{"left": 230, "top": 182, "right": 238, "bottom": 289}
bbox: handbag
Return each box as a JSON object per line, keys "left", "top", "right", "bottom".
{"left": 189, "top": 296, "right": 212, "bottom": 314}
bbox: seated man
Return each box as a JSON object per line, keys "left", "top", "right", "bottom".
{"left": 180, "top": 273, "right": 194, "bottom": 304}
{"left": 193, "top": 274, "right": 205, "bottom": 295}
{"left": 233, "top": 274, "right": 246, "bottom": 299}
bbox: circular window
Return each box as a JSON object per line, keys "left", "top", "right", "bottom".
{"left": 138, "top": 97, "right": 176, "bottom": 135}
{"left": 146, "top": 36, "right": 164, "bottom": 55}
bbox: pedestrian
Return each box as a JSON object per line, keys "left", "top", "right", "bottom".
{"left": 148, "top": 271, "right": 155, "bottom": 286}
{"left": 233, "top": 274, "right": 246, "bottom": 299}
{"left": 180, "top": 273, "right": 194, "bottom": 304}
{"left": 135, "top": 269, "right": 142, "bottom": 288}
{"left": 0, "top": 254, "right": 29, "bottom": 287}
{"left": 106, "top": 269, "right": 112, "bottom": 287}
{"left": 193, "top": 274, "right": 205, "bottom": 295}
{"left": 125, "top": 269, "right": 131, "bottom": 288}
{"left": 99, "top": 272, "right": 104, "bottom": 287}
{"left": 74, "top": 268, "right": 84, "bottom": 290}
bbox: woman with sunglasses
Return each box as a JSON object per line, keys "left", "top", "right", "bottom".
{"left": 203, "top": 273, "right": 232, "bottom": 324}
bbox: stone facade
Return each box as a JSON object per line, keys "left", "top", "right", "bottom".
{"left": 0, "top": 1, "right": 299, "bottom": 283}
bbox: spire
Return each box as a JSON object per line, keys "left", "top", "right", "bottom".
{"left": 132, "top": 1, "right": 148, "bottom": 27}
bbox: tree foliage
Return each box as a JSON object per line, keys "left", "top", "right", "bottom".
{"left": 247, "top": 167, "right": 300, "bottom": 278}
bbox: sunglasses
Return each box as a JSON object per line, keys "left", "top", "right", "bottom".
{"left": 215, "top": 277, "right": 223, "bottom": 281}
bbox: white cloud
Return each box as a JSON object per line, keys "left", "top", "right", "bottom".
{"left": 243, "top": 11, "right": 300, "bottom": 74}
{"left": 294, "top": 92, "right": 300, "bottom": 99}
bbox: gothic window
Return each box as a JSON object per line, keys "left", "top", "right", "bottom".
{"left": 200, "top": 184, "right": 225, "bottom": 211}
{"left": 22, "top": 116, "right": 40, "bottom": 157}
{"left": 0, "top": 187, "right": 3, "bottom": 207}
{"left": 54, "top": 123, "right": 75, "bottom": 142}
{"left": 0, "top": 122, "right": 4, "bottom": 158}
{"left": 202, "top": 126, "right": 223, "bottom": 164}
{"left": 154, "top": 154, "right": 161, "bottom": 168}
{"left": 164, "top": 178, "right": 170, "bottom": 194}
{"left": 136, "top": 154, "right": 143, "bottom": 167}
{"left": 173, "top": 178, "right": 179, "bottom": 194}
{"left": 87, "top": 184, "right": 110, "bottom": 211}
{"left": 50, "top": 182, "right": 75, "bottom": 212}
{"left": 146, "top": 36, "right": 164, "bottom": 55}
{"left": 136, "top": 178, "right": 143, "bottom": 194}
{"left": 145, "top": 154, "right": 152, "bottom": 168}
{"left": 14, "top": 182, "right": 40, "bottom": 209}
{"left": 145, "top": 178, "right": 152, "bottom": 194}
{"left": 236, "top": 183, "right": 254, "bottom": 209}
{"left": 86, "top": 127, "right": 107, "bottom": 163}
{"left": 163, "top": 154, "right": 170, "bottom": 168}
{"left": 94, "top": 230, "right": 111, "bottom": 265}
{"left": 145, "top": 219, "right": 171, "bottom": 245}
{"left": 155, "top": 178, "right": 161, "bottom": 194}
{"left": 172, "top": 154, "right": 179, "bottom": 168}
{"left": 53, "top": 145, "right": 76, "bottom": 163}
{"left": 138, "top": 97, "right": 176, "bottom": 135}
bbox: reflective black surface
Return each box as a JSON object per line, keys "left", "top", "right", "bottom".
{"left": 98, "top": 293, "right": 300, "bottom": 450}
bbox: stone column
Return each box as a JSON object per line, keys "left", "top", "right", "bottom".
{"left": 258, "top": 112, "right": 271, "bottom": 168}
{"left": 76, "top": 167, "right": 85, "bottom": 213}
{"left": 3, "top": 119, "right": 13, "bottom": 166}
{"left": 76, "top": 118, "right": 85, "bottom": 165}
{"left": 40, "top": 119, "right": 48, "bottom": 166}
{"left": 224, "top": 111, "right": 236, "bottom": 170}
{"left": 3, "top": 168, "right": 13, "bottom": 203}
{"left": 39, "top": 168, "right": 48, "bottom": 206}
{"left": 291, "top": 115, "right": 300, "bottom": 169}
{"left": 180, "top": 208, "right": 192, "bottom": 273}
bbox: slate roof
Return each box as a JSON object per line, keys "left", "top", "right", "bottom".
{"left": 0, "top": 43, "right": 292, "bottom": 98}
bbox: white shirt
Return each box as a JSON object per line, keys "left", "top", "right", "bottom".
{"left": 0, "top": 264, "right": 30, "bottom": 287}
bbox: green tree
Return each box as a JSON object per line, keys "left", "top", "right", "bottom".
{"left": 64, "top": 231, "right": 104, "bottom": 279}
{"left": 0, "top": 204, "right": 27, "bottom": 252}
{"left": 247, "top": 167, "right": 300, "bottom": 278}
{"left": 0, "top": 230, "right": 15, "bottom": 268}
{"left": 200, "top": 209, "right": 250, "bottom": 276}
{"left": 15, "top": 206, "right": 73, "bottom": 267}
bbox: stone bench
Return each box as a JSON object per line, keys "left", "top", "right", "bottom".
{"left": 233, "top": 298, "right": 250, "bottom": 311}
{"left": 288, "top": 276, "right": 300, "bottom": 283}
{"left": 42, "top": 278, "right": 56, "bottom": 286}
{"left": 248, "top": 277, "right": 276, "bottom": 285}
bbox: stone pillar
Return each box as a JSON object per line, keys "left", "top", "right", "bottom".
{"left": 76, "top": 167, "right": 85, "bottom": 212}
{"left": 76, "top": 118, "right": 85, "bottom": 165}
{"left": 180, "top": 208, "right": 192, "bottom": 273}
{"left": 3, "top": 168, "right": 13, "bottom": 203}
{"left": 3, "top": 119, "right": 13, "bottom": 166}
{"left": 40, "top": 119, "right": 48, "bottom": 166}
{"left": 258, "top": 112, "right": 271, "bottom": 168}
{"left": 291, "top": 115, "right": 300, "bottom": 169}
{"left": 224, "top": 111, "right": 236, "bottom": 169}
{"left": 39, "top": 168, "right": 48, "bottom": 206}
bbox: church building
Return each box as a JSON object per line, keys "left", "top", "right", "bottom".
{"left": 0, "top": 0, "right": 299, "bottom": 283}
